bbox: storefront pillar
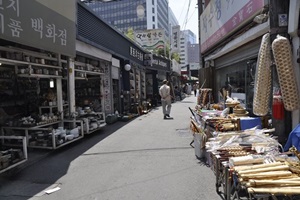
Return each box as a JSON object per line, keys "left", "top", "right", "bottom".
{"left": 56, "top": 78, "right": 63, "bottom": 120}
{"left": 67, "top": 57, "right": 76, "bottom": 116}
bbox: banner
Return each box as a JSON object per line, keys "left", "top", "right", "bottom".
{"left": 171, "top": 25, "right": 180, "bottom": 53}
{"left": 134, "top": 29, "right": 165, "bottom": 51}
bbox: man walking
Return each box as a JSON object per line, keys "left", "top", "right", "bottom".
{"left": 159, "top": 80, "right": 172, "bottom": 119}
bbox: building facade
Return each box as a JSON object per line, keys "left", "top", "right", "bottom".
{"left": 86, "top": 0, "right": 170, "bottom": 37}
{"left": 199, "top": 0, "right": 300, "bottom": 144}
{"left": 179, "top": 30, "right": 197, "bottom": 67}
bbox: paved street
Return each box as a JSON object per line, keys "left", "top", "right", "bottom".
{"left": 0, "top": 95, "right": 222, "bottom": 200}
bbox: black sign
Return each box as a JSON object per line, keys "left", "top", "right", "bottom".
{"left": 0, "top": 0, "right": 76, "bottom": 57}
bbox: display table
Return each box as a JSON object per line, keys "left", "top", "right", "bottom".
{"left": 1, "top": 120, "right": 84, "bottom": 149}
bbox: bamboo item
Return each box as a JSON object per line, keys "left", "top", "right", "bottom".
{"left": 238, "top": 165, "right": 289, "bottom": 174}
{"left": 247, "top": 178, "right": 300, "bottom": 187}
{"left": 272, "top": 35, "right": 300, "bottom": 111}
{"left": 240, "top": 170, "right": 292, "bottom": 179}
{"left": 253, "top": 33, "right": 272, "bottom": 116}
{"left": 248, "top": 186, "right": 300, "bottom": 194}
{"left": 234, "top": 162, "right": 283, "bottom": 172}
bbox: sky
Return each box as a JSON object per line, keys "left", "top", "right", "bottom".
{"left": 169, "top": 0, "right": 199, "bottom": 43}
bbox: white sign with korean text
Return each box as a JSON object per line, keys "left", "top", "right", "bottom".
{"left": 134, "top": 29, "right": 165, "bottom": 51}
{"left": 200, "top": 0, "right": 265, "bottom": 53}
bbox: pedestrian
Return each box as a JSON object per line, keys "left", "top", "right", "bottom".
{"left": 159, "top": 79, "right": 172, "bottom": 119}
{"left": 193, "top": 83, "right": 197, "bottom": 97}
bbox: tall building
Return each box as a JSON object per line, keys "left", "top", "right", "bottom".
{"left": 86, "top": 0, "right": 170, "bottom": 37}
{"left": 168, "top": 6, "right": 178, "bottom": 27}
{"left": 179, "top": 30, "right": 197, "bottom": 67}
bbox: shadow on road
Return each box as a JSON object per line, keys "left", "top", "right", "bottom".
{"left": 0, "top": 119, "right": 134, "bottom": 199}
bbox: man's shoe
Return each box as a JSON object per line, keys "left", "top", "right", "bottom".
{"left": 164, "top": 115, "right": 167, "bottom": 119}
{"left": 166, "top": 114, "right": 170, "bottom": 117}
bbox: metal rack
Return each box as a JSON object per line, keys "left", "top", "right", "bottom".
{"left": 0, "top": 136, "right": 28, "bottom": 174}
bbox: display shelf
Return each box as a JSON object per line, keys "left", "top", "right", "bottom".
{"left": 1, "top": 120, "right": 84, "bottom": 150}
{"left": 75, "top": 69, "right": 104, "bottom": 76}
{"left": 76, "top": 112, "right": 106, "bottom": 134}
{"left": 39, "top": 104, "right": 69, "bottom": 114}
{"left": 17, "top": 74, "right": 61, "bottom": 79}
{"left": 0, "top": 136, "right": 27, "bottom": 174}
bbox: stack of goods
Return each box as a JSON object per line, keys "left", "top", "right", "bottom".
{"left": 197, "top": 88, "right": 213, "bottom": 109}
{"left": 232, "top": 159, "right": 300, "bottom": 195}
{"left": 0, "top": 149, "right": 24, "bottom": 170}
{"left": 206, "top": 129, "right": 280, "bottom": 161}
{"left": 216, "top": 146, "right": 256, "bottom": 162}
{"left": 206, "top": 118, "right": 239, "bottom": 132}
{"left": 232, "top": 104, "right": 249, "bottom": 117}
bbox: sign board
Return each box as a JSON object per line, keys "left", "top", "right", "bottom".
{"left": 171, "top": 25, "right": 180, "bottom": 53}
{"left": 0, "top": 0, "right": 76, "bottom": 57}
{"left": 134, "top": 29, "right": 165, "bottom": 51}
{"left": 200, "top": 0, "right": 265, "bottom": 53}
{"left": 103, "top": 62, "right": 112, "bottom": 113}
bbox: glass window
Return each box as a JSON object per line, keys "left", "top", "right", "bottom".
{"left": 215, "top": 59, "right": 257, "bottom": 114}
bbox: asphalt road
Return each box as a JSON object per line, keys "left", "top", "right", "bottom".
{"left": 0, "top": 95, "right": 223, "bottom": 200}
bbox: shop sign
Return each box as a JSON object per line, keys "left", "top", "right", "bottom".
{"left": 134, "top": 29, "right": 165, "bottom": 51}
{"left": 152, "top": 59, "right": 167, "bottom": 68}
{"left": 103, "top": 62, "right": 112, "bottom": 113}
{"left": 0, "top": 0, "right": 76, "bottom": 57}
{"left": 171, "top": 25, "right": 180, "bottom": 53}
{"left": 200, "top": 0, "right": 265, "bottom": 54}
{"left": 129, "top": 46, "right": 143, "bottom": 61}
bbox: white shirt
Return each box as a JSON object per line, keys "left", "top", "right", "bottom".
{"left": 159, "top": 84, "right": 171, "bottom": 101}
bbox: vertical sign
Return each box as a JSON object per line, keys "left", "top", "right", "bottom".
{"left": 171, "top": 25, "right": 180, "bottom": 53}
{"left": 103, "top": 62, "right": 112, "bottom": 113}
{"left": 0, "top": 0, "right": 75, "bottom": 57}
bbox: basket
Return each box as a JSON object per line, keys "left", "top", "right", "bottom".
{"left": 225, "top": 103, "right": 239, "bottom": 108}
{"left": 233, "top": 108, "right": 246, "bottom": 114}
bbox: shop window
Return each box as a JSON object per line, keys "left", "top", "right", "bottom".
{"left": 216, "top": 59, "right": 257, "bottom": 115}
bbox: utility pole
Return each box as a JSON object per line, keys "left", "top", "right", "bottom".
{"left": 269, "top": 0, "right": 291, "bottom": 144}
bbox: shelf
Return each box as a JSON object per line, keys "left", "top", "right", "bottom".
{"left": 84, "top": 123, "right": 106, "bottom": 135}
{"left": 0, "top": 58, "right": 61, "bottom": 69}
{"left": 28, "top": 135, "right": 83, "bottom": 150}
{"left": 39, "top": 104, "right": 68, "bottom": 109}
{"left": 75, "top": 69, "right": 104, "bottom": 75}
{"left": 0, "top": 136, "right": 28, "bottom": 174}
{"left": 2, "top": 121, "right": 61, "bottom": 130}
{"left": 17, "top": 74, "right": 62, "bottom": 79}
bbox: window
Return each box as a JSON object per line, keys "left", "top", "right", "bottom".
{"left": 152, "top": 16, "right": 155, "bottom": 22}
{"left": 152, "top": 8, "right": 155, "bottom": 13}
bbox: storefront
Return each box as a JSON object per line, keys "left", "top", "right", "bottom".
{"left": 199, "top": 0, "right": 300, "bottom": 150}
{"left": 0, "top": 0, "right": 77, "bottom": 172}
